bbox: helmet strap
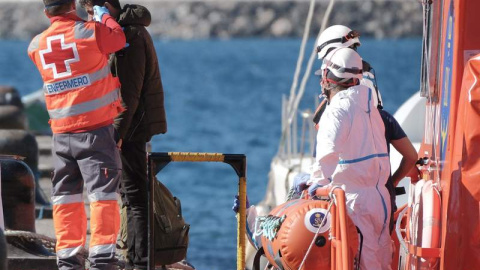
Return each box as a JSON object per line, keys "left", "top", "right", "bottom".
{"left": 316, "top": 30, "right": 361, "bottom": 54}
{"left": 321, "top": 69, "right": 359, "bottom": 88}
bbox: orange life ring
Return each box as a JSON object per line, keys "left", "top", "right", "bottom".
{"left": 417, "top": 180, "right": 441, "bottom": 267}
{"left": 406, "top": 179, "right": 441, "bottom": 269}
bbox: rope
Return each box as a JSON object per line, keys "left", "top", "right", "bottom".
{"left": 395, "top": 206, "right": 409, "bottom": 254}
{"left": 286, "top": 187, "right": 306, "bottom": 202}
{"left": 287, "top": 0, "right": 317, "bottom": 110}
{"left": 278, "top": 0, "right": 337, "bottom": 156}
{"left": 4, "top": 230, "right": 57, "bottom": 252}
{"left": 254, "top": 215, "right": 287, "bottom": 241}
{"left": 421, "top": 0, "right": 439, "bottom": 171}
{"left": 286, "top": 188, "right": 297, "bottom": 201}
{"left": 288, "top": 0, "right": 337, "bottom": 127}
{"left": 297, "top": 200, "right": 334, "bottom": 270}
{"left": 278, "top": 0, "right": 317, "bottom": 155}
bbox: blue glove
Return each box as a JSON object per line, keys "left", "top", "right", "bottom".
{"left": 93, "top": 5, "right": 110, "bottom": 22}
{"left": 232, "top": 195, "right": 250, "bottom": 213}
{"left": 293, "top": 173, "right": 311, "bottom": 195}
{"left": 308, "top": 183, "right": 324, "bottom": 198}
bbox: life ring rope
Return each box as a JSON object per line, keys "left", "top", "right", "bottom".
{"left": 298, "top": 199, "right": 335, "bottom": 270}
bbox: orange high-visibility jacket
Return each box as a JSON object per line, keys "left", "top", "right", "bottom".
{"left": 28, "top": 17, "right": 124, "bottom": 133}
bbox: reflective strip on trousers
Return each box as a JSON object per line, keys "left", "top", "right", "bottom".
{"left": 48, "top": 88, "right": 120, "bottom": 120}
{"left": 89, "top": 244, "right": 116, "bottom": 257}
{"left": 88, "top": 192, "right": 118, "bottom": 202}
{"left": 56, "top": 246, "right": 85, "bottom": 259}
{"left": 52, "top": 193, "right": 83, "bottom": 205}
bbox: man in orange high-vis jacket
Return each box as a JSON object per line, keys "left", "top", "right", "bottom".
{"left": 27, "top": 0, "right": 126, "bottom": 269}
{"left": 80, "top": 1, "right": 167, "bottom": 269}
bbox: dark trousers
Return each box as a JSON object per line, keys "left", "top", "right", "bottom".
{"left": 385, "top": 176, "right": 396, "bottom": 234}
{"left": 119, "top": 140, "right": 148, "bottom": 270}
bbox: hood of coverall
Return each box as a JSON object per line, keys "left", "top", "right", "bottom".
{"left": 117, "top": 4, "right": 151, "bottom": 27}
{"left": 331, "top": 84, "right": 375, "bottom": 115}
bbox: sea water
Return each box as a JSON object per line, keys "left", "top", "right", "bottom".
{"left": 0, "top": 38, "right": 421, "bottom": 269}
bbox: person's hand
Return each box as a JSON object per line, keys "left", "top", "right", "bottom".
{"left": 232, "top": 195, "right": 250, "bottom": 213}
{"left": 406, "top": 165, "right": 421, "bottom": 184}
{"left": 308, "top": 183, "right": 323, "bottom": 198}
{"left": 293, "top": 173, "right": 310, "bottom": 195}
{"left": 104, "top": 2, "right": 115, "bottom": 14}
{"left": 93, "top": 5, "right": 110, "bottom": 22}
{"left": 116, "top": 139, "right": 123, "bottom": 149}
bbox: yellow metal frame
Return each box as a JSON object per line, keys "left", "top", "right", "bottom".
{"left": 147, "top": 152, "right": 247, "bottom": 270}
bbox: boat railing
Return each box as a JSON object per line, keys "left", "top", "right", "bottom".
{"left": 314, "top": 186, "right": 355, "bottom": 270}
{"left": 278, "top": 94, "right": 317, "bottom": 165}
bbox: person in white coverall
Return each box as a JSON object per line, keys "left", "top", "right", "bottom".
{"left": 312, "top": 24, "right": 417, "bottom": 234}
{"left": 304, "top": 47, "right": 392, "bottom": 270}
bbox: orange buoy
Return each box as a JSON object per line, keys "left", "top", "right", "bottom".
{"left": 260, "top": 199, "right": 358, "bottom": 270}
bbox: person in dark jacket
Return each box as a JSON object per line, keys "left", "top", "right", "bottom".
{"left": 80, "top": 1, "right": 167, "bottom": 269}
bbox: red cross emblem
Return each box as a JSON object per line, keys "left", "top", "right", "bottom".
{"left": 39, "top": 34, "right": 80, "bottom": 79}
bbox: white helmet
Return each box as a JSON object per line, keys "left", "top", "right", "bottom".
{"left": 321, "top": 47, "right": 363, "bottom": 81}
{"left": 316, "top": 25, "right": 361, "bottom": 59}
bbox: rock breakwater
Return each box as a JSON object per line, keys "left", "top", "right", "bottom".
{"left": 1, "top": 0, "right": 423, "bottom": 40}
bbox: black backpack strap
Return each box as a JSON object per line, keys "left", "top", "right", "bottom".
{"left": 252, "top": 247, "right": 265, "bottom": 270}
{"left": 273, "top": 251, "right": 284, "bottom": 270}
{"left": 355, "top": 226, "right": 364, "bottom": 270}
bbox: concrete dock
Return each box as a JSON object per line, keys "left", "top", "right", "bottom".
{"left": 5, "top": 135, "right": 194, "bottom": 270}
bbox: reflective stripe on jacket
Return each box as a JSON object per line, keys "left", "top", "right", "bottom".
{"left": 28, "top": 18, "right": 124, "bottom": 134}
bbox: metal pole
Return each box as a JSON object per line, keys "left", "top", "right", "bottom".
{"left": 237, "top": 176, "right": 247, "bottom": 270}
{"left": 147, "top": 152, "right": 247, "bottom": 270}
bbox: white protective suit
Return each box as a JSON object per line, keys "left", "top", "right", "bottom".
{"left": 361, "top": 68, "right": 383, "bottom": 108}
{"left": 309, "top": 85, "right": 392, "bottom": 270}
